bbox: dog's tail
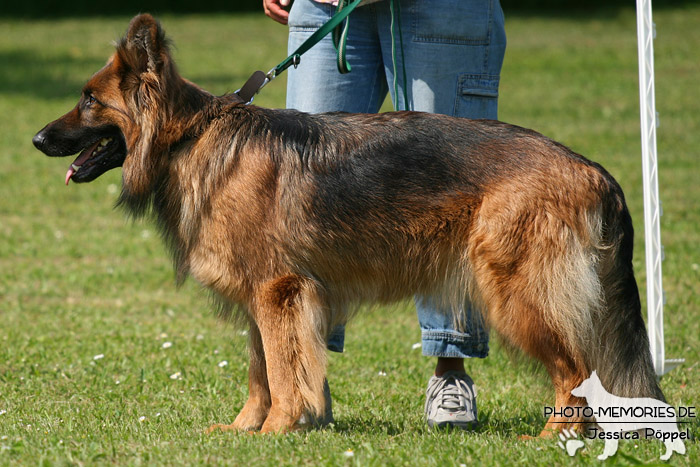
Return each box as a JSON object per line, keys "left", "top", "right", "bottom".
{"left": 469, "top": 156, "right": 663, "bottom": 406}
{"left": 590, "top": 180, "right": 665, "bottom": 401}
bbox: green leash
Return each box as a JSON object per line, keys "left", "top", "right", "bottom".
{"left": 389, "top": 0, "right": 409, "bottom": 110}
{"left": 334, "top": 0, "right": 409, "bottom": 109}
{"left": 271, "top": 0, "right": 364, "bottom": 86}
{"left": 235, "top": 0, "right": 364, "bottom": 103}
{"left": 236, "top": 0, "right": 409, "bottom": 111}
{"left": 333, "top": 0, "right": 354, "bottom": 74}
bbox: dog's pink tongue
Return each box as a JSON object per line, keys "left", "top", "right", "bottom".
{"left": 65, "top": 141, "right": 99, "bottom": 185}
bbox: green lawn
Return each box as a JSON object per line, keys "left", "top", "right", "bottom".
{"left": 1, "top": 7, "right": 698, "bottom": 465}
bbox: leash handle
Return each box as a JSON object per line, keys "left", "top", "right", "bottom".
{"left": 389, "top": 0, "right": 409, "bottom": 110}
{"left": 333, "top": 0, "right": 353, "bottom": 74}
{"left": 234, "top": 70, "right": 268, "bottom": 104}
{"left": 273, "top": 0, "right": 364, "bottom": 77}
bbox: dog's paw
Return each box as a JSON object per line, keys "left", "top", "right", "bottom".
{"left": 557, "top": 428, "right": 585, "bottom": 457}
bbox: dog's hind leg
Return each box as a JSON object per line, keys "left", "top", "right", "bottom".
{"left": 253, "top": 275, "right": 329, "bottom": 433}
{"left": 484, "top": 293, "right": 589, "bottom": 437}
{"left": 540, "top": 355, "right": 590, "bottom": 437}
{"left": 468, "top": 191, "right": 600, "bottom": 437}
{"left": 470, "top": 257, "right": 591, "bottom": 437}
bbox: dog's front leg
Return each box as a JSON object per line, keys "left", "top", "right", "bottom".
{"left": 232, "top": 322, "right": 271, "bottom": 430}
{"left": 207, "top": 321, "right": 271, "bottom": 433}
{"left": 254, "top": 275, "right": 328, "bottom": 433}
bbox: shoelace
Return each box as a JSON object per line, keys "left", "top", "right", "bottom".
{"left": 429, "top": 374, "right": 474, "bottom": 413}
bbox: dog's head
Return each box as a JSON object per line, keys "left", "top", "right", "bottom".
{"left": 32, "top": 14, "right": 177, "bottom": 187}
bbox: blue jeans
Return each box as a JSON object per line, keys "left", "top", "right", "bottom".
{"left": 287, "top": 0, "right": 505, "bottom": 359}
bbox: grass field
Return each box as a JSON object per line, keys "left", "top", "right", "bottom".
{"left": 1, "top": 6, "right": 698, "bottom": 465}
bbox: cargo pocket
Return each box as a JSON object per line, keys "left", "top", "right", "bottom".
{"left": 454, "top": 74, "right": 500, "bottom": 119}
{"left": 411, "top": 0, "right": 493, "bottom": 45}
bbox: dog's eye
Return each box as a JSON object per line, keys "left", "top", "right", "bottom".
{"left": 85, "top": 95, "right": 97, "bottom": 107}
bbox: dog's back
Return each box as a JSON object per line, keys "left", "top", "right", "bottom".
{"left": 244, "top": 109, "right": 615, "bottom": 299}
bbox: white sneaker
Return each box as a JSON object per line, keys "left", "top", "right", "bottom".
{"left": 425, "top": 370, "right": 478, "bottom": 430}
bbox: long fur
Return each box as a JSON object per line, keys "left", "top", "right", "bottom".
{"left": 36, "top": 14, "right": 664, "bottom": 434}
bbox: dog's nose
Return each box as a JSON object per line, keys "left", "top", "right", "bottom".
{"left": 32, "top": 131, "right": 46, "bottom": 150}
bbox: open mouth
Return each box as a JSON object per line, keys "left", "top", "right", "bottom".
{"left": 65, "top": 132, "right": 127, "bottom": 185}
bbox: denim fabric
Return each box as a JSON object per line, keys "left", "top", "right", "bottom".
{"left": 286, "top": 0, "right": 505, "bottom": 358}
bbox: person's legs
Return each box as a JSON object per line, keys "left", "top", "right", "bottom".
{"left": 287, "top": 0, "right": 388, "bottom": 114}
{"left": 287, "top": 0, "right": 389, "bottom": 353}
{"left": 376, "top": 0, "right": 505, "bottom": 117}
{"left": 376, "top": 0, "right": 507, "bottom": 428}
{"left": 286, "top": 0, "right": 508, "bottom": 429}
{"left": 377, "top": 0, "right": 506, "bottom": 355}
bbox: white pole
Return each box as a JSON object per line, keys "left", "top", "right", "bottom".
{"left": 635, "top": 0, "right": 682, "bottom": 375}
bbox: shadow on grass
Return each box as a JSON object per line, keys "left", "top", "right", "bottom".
{"left": 331, "top": 410, "right": 547, "bottom": 437}
{"left": 504, "top": 4, "right": 686, "bottom": 20}
{"left": 0, "top": 49, "right": 104, "bottom": 100}
{"left": 331, "top": 416, "right": 407, "bottom": 436}
{"left": 478, "top": 411, "right": 547, "bottom": 438}
{"left": 0, "top": 48, "right": 246, "bottom": 101}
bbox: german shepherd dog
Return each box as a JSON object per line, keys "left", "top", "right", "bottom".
{"left": 34, "top": 14, "right": 664, "bottom": 434}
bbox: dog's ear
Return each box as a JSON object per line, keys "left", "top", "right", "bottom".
{"left": 119, "top": 13, "right": 169, "bottom": 75}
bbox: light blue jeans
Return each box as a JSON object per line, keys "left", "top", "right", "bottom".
{"left": 287, "top": 0, "right": 505, "bottom": 359}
